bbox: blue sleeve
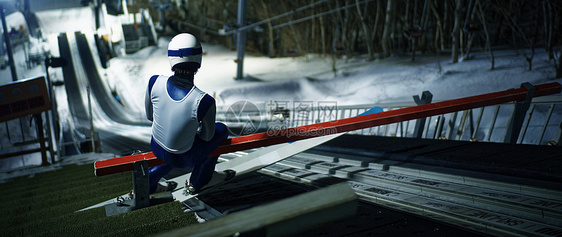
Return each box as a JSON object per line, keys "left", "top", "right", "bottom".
{"left": 145, "top": 75, "right": 159, "bottom": 121}
{"left": 197, "top": 94, "right": 215, "bottom": 121}
{"left": 148, "top": 75, "right": 158, "bottom": 94}
{"left": 197, "top": 94, "right": 216, "bottom": 141}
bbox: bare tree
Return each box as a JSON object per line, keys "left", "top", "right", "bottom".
{"left": 176, "top": 0, "right": 561, "bottom": 72}
{"left": 319, "top": 16, "right": 327, "bottom": 57}
{"left": 356, "top": 0, "right": 374, "bottom": 60}
{"left": 381, "top": 0, "right": 394, "bottom": 58}
{"left": 554, "top": 48, "right": 562, "bottom": 79}
{"left": 451, "top": 0, "right": 463, "bottom": 63}
{"left": 461, "top": 0, "right": 477, "bottom": 60}
{"left": 542, "top": 0, "right": 562, "bottom": 78}
{"left": 371, "top": 0, "right": 382, "bottom": 54}
{"left": 342, "top": 0, "right": 357, "bottom": 59}
{"left": 543, "top": 0, "right": 554, "bottom": 59}
{"left": 330, "top": 0, "right": 346, "bottom": 58}
{"left": 495, "top": 1, "right": 538, "bottom": 71}
{"left": 476, "top": 0, "right": 494, "bottom": 70}
{"left": 406, "top": 0, "right": 428, "bottom": 62}
{"left": 259, "top": 0, "right": 276, "bottom": 57}
{"left": 430, "top": 0, "right": 445, "bottom": 53}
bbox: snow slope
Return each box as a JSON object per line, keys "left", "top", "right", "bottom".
{"left": 112, "top": 38, "right": 561, "bottom": 111}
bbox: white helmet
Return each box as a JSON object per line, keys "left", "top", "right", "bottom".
{"left": 168, "top": 33, "right": 202, "bottom": 69}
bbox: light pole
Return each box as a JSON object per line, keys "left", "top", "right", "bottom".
{"left": 45, "top": 56, "right": 67, "bottom": 161}
{"left": 1, "top": 1, "right": 18, "bottom": 81}
{"left": 235, "top": 0, "right": 247, "bottom": 80}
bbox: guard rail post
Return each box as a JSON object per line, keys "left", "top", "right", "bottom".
{"left": 504, "top": 82, "right": 536, "bottom": 144}
{"left": 551, "top": 122, "right": 562, "bottom": 146}
{"left": 413, "top": 91, "right": 433, "bottom": 138}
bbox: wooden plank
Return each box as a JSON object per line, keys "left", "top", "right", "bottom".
{"left": 94, "top": 82, "right": 562, "bottom": 176}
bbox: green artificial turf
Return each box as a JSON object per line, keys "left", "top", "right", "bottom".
{"left": 0, "top": 163, "right": 198, "bottom": 236}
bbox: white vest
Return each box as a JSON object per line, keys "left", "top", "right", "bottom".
{"left": 150, "top": 75, "right": 207, "bottom": 154}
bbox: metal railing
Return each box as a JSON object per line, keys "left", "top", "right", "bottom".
{"left": 216, "top": 94, "right": 562, "bottom": 146}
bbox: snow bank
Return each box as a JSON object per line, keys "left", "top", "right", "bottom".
{"left": 109, "top": 39, "right": 562, "bottom": 111}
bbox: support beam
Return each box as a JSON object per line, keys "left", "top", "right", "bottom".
{"left": 104, "top": 159, "right": 173, "bottom": 216}
{"left": 94, "top": 82, "right": 562, "bottom": 176}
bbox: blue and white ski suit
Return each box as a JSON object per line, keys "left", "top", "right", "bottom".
{"left": 145, "top": 75, "right": 228, "bottom": 193}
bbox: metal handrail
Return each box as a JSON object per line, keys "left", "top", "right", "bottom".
{"left": 217, "top": 94, "right": 562, "bottom": 146}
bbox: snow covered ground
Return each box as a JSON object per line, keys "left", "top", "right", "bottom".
{"left": 113, "top": 37, "right": 561, "bottom": 110}
{"left": 1, "top": 7, "right": 562, "bottom": 171}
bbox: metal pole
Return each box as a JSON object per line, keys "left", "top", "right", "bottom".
{"left": 1, "top": 3, "right": 18, "bottom": 81}
{"left": 0, "top": 15, "right": 4, "bottom": 68}
{"left": 44, "top": 66, "right": 57, "bottom": 162}
{"left": 88, "top": 83, "right": 95, "bottom": 152}
{"left": 35, "top": 114, "right": 50, "bottom": 166}
{"left": 93, "top": 0, "right": 101, "bottom": 29}
{"left": 235, "top": 0, "right": 247, "bottom": 80}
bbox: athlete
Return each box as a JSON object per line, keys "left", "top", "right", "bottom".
{"left": 145, "top": 33, "right": 230, "bottom": 194}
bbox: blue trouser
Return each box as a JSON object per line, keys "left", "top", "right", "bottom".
{"left": 148, "top": 122, "right": 228, "bottom": 193}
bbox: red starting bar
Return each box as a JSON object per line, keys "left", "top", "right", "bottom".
{"left": 94, "top": 82, "right": 562, "bottom": 176}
